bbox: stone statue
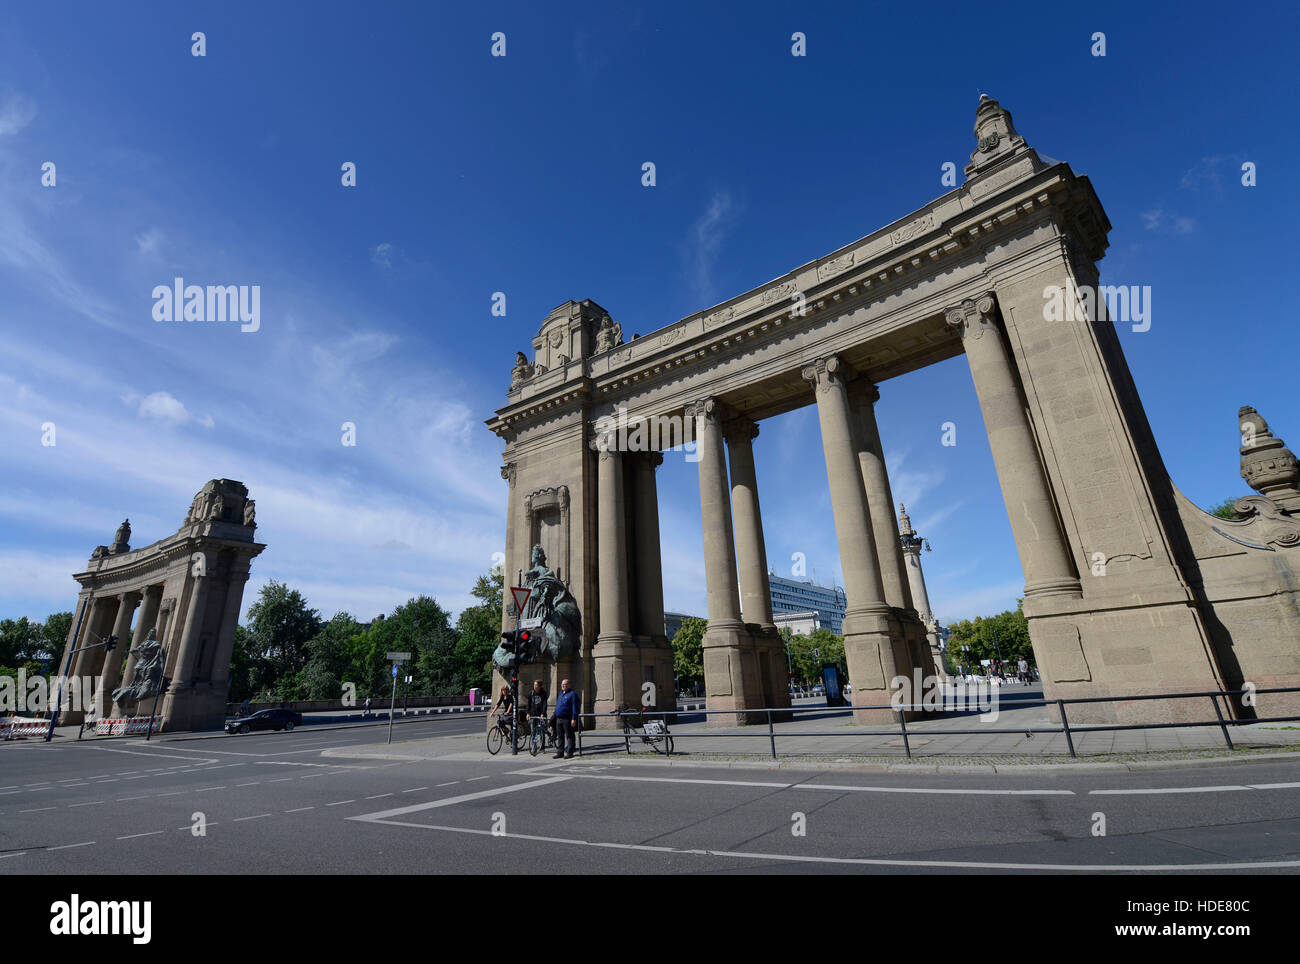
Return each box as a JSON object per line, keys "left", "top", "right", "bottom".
{"left": 492, "top": 545, "right": 582, "bottom": 671}
{"left": 209, "top": 494, "right": 225, "bottom": 520}
{"left": 243, "top": 499, "right": 256, "bottom": 528}
{"left": 595, "top": 315, "right": 624, "bottom": 353}
{"left": 114, "top": 518, "right": 131, "bottom": 547}
{"left": 510, "top": 351, "right": 535, "bottom": 389}
{"left": 112, "top": 629, "right": 165, "bottom": 710}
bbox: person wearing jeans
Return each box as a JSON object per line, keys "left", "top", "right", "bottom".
{"left": 553, "top": 678, "right": 579, "bottom": 759}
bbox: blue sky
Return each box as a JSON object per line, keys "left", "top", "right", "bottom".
{"left": 2, "top": 2, "right": 1298, "bottom": 630}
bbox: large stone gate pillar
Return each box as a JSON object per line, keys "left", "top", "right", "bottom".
{"left": 98, "top": 591, "right": 140, "bottom": 716}
{"left": 803, "top": 356, "right": 898, "bottom": 722}
{"left": 631, "top": 451, "right": 674, "bottom": 712}
{"left": 725, "top": 416, "right": 789, "bottom": 714}
{"left": 947, "top": 294, "right": 1081, "bottom": 600}
{"left": 846, "top": 379, "right": 931, "bottom": 693}
{"left": 591, "top": 433, "right": 632, "bottom": 719}
{"left": 688, "top": 397, "right": 760, "bottom": 723}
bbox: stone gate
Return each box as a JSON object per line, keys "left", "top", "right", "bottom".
{"left": 487, "top": 96, "right": 1300, "bottom": 725}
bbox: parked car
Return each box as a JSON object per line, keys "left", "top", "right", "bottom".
{"left": 225, "top": 708, "right": 303, "bottom": 735}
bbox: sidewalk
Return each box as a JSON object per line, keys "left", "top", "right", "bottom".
{"left": 320, "top": 696, "right": 1300, "bottom": 771}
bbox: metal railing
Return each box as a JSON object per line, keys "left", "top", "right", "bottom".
{"left": 570, "top": 686, "right": 1300, "bottom": 760}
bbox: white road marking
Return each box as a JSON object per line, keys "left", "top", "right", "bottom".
{"left": 0, "top": 852, "right": 28, "bottom": 859}
{"left": 157, "top": 791, "right": 186, "bottom": 797}
{"left": 196, "top": 786, "right": 227, "bottom": 792}
{"left": 401, "top": 787, "right": 429, "bottom": 793}
{"left": 117, "top": 831, "right": 164, "bottom": 840}
{"left": 351, "top": 776, "right": 571, "bottom": 822}
{"left": 48, "top": 841, "right": 96, "bottom": 851}
{"left": 365, "top": 793, "right": 393, "bottom": 799}
{"left": 67, "top": 801, "right": 102, "bottom": 808}
{"left": 325, "top": 800, "right": 356, "bottom": 807}
{"left": 236, "top": 782, "right": 261, "bottom": 787}
{"left": 117, "top": 796, "right": 152, "bottom": 802}
{"left": 1089, "top": 782, "right": 1300, "bottom": 795}
{"left": 234, "top": 813, "right": 272, "bottom": 822}
{"left": 358, "top": 820, "right": 1300, "bottom": 872}
{"left": 266, "top": 778, "right": 294, "bottom": 783}
{"left": 467, "top": 776, "right": 490, "bottom": 782}
{"left": 285, "top": 806, "right": 315, "bottom": 813}
{"left": 20, "top": 806, "right": 56, "bottom": 812}
{"left": 435, "top": 781, "right": 460, "bottom": 787}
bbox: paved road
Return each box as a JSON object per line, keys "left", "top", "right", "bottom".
{"left": 3, "top": 716, "right": 1298, "bottom": 874}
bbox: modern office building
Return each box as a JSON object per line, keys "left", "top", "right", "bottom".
{"left": 768, "top": 572, "right": 847, "bottom": 634}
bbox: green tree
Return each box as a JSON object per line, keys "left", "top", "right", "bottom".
{"left": 0, "top": 618, "right": 44, "bottom": 667}
{"left": 364, "top": 597, "right": 460, "bottom": 698}
{"left": 671, "top": 617, "right": 706, "bottom": 688}
{"left": 40, "top": 612, "right": 73, "bottom": 665}
{"left": 1209, "top": 498, "right": 1245, "bottom": 520}
{"left": 455, "top": 568, "right": 505, "bottom": 693}
{"left": 243, "top": 580, "right": 322, "bottom": 694}
{"left": 785, "top": 628, "right": 846, "bottom": 686}
{"left": 298, "top": 612, "right": 365, "bottom": 700}
{"left": 945, "top": 599, "right": 1032, "bottom": 671}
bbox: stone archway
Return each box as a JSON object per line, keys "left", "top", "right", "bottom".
{"left": 488, "top": 97, "right": 1300, "bottom": 726}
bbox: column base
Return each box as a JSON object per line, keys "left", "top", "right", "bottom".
{"left": 842, "top": 606, "right": 900, "bottom": 724}
{"left": 703, "top": 620, "right": 767, "bottom": 725}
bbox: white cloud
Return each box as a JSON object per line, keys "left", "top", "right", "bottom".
{"left": 0, "top": 94, "right": 37, "bottom": 137}
{"left": 682, "top": 191, "right": 737, "bottom": 304}
{"left": 122, "top": 390, "right": 214, "bottom": 428}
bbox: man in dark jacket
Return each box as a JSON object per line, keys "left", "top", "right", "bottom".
{"left": 553, "top": 678, "right": 579, "bottom": 759}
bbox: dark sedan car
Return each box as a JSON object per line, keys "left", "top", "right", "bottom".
{"left": 225, "top": 708, "right": 303, "bottom": 734}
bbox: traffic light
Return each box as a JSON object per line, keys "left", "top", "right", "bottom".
{"left": 517, "top": 629, "right": 532, "bottom": 661}
{"left": 104, "top": 635, "right": 117, "bottom": 652}
{"left": 499, "top": 630, "right": 517, "bottom": 654}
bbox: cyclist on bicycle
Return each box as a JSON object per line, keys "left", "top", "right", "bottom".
{"left": 494, "top": 685, "right": 514, "bottom": 730}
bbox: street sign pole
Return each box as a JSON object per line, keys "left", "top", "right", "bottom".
{"left": 507, "top": 586, "right": 532, "bottom": 757}
{"left": 384, "top": 652, "right": 410, "bottom": 745}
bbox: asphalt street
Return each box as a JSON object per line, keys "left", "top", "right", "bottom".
{"left": 3, "top": 715, "right": 1299, "bottom": 875}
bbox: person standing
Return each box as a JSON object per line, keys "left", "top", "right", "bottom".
{"left": 1017, "top": 657, "right": 1029, "bottom": 684}
{"left": 527, "top": 679, "right": 549, "bottom": 746}
{"left": 364, "top": 696, "right": 371, "bottom": 717}
{"left": 553, "top": 678, "right": 579, "bottom": 759}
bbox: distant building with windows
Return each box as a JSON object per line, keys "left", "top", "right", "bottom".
{"left": 773, "top": 610, "right": 821, "bottom": 636}
{"left": 664, "top": 611, "right": 696, "bottom": 642}
{"left": 768, "top": 573, "right": 846, "bottom": 634}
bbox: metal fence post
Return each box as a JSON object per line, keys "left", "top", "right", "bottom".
{"left": 1058, "top": 700, "right": 1076, "bottom": 758}
{"left": 768, "top": 709, "right": 776, "bottom": 759}
{"left": 897, "top": 708, "right": 911, "bottom": 759}
{"left": 577, "top": 715, "right": 584, "bottom": 757}
{"left": 1211, "top": 695, "right": 1235, "bottom": 750}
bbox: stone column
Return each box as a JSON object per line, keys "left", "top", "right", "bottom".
{"left": 802, "top": 356, "right": 898, "bottom": 722}
{"left": 60, "top": 594, "right": 105, "bottom": 724}
{"left": 97, "top": 591, "right": 140, "bottom": 717}
{"left": 114, "top": 584, "right": 163, "bottom": 717}
{"left": 725, "top": 416, "right": 790, "bottom": 715}
{"left": 846, "top": 378, "right": 926, "bottom": 691}
{"left": 688, "top": 398, "right": 758, "bottom": 722}
{"left": 591, "top": 432, "right": 632, "bottom": 720}
{"left": 725, "top": 417, "right": 775, "bottom": 630}
{"left": 947, "top": 294, "right": 1080, "bottom": 598}
{"left": 163, "top": 553, "right": 214, "bottom": 729}
{"left": 632, "top": 452, "right": 672, "bottom": 712}
{"left": 898, "top": 506, "right": 949, "bottom": 681}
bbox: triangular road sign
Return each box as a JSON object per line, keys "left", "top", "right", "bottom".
{"left": 510, "top": 586, "right": 532, "bottom": 618}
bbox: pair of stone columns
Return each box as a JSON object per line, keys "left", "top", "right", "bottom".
{"left": 592, "top": 442, "right": 672, "bottom": 718}
{"left": 688, "top": 399, "right": 790, "bottom": 723}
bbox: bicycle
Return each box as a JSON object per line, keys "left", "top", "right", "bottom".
{"left": 486, "top": 710, "right": 529, "bottom": 755}
{"left": 617, "top": 705, "right": 673, "bottom": 755}
{"left": 527, "top": 715, "right": 555, "bottom": 757}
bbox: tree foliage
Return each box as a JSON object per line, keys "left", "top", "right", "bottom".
{"left": 1209, "top": 498, "right": 1244, "bottom": 520}
{"left": 671, "top": 617, "right": 706, "bottom": 686}
{"left": 944, "top": 599, "right": 1032, "bottom": 672}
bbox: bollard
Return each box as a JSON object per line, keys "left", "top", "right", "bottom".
{"left": 768, "top": 709, "right": 776, "bottom": 759}
{"left": 897, "top": 708, "right": 911, "bottom": 759}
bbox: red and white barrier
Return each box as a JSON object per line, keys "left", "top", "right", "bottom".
{"left": 95, "top": 716, "right": 163, "bottom": 736}
{"left": 1, "top": 718, "right": 52, "bottom": 739}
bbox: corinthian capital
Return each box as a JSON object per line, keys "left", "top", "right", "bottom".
{"left": 945, "top": 292, "right": 1000, "bottom": 341}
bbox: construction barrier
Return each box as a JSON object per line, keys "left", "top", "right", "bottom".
{"left": 1, "top": 718, "right": 52, "bottom": 739}
{"left": 95, "top": 716, "right": 163, "bottom": 736}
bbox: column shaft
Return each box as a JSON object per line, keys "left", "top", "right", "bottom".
{"left": 726, "top": 419, "right": 774, "bottom": 628}
{"left": 948, "top": 294, "right": 1079, "bottom": 596}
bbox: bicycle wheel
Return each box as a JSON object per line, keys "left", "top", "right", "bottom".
{"left": 529, "top": 725, "right": 542, "bottom": 757}
{"left": 487, "top": 726, "right": 503, "bottom": 755}
{"left": 649, "top": 731, "right": 673, "bottom": 755}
